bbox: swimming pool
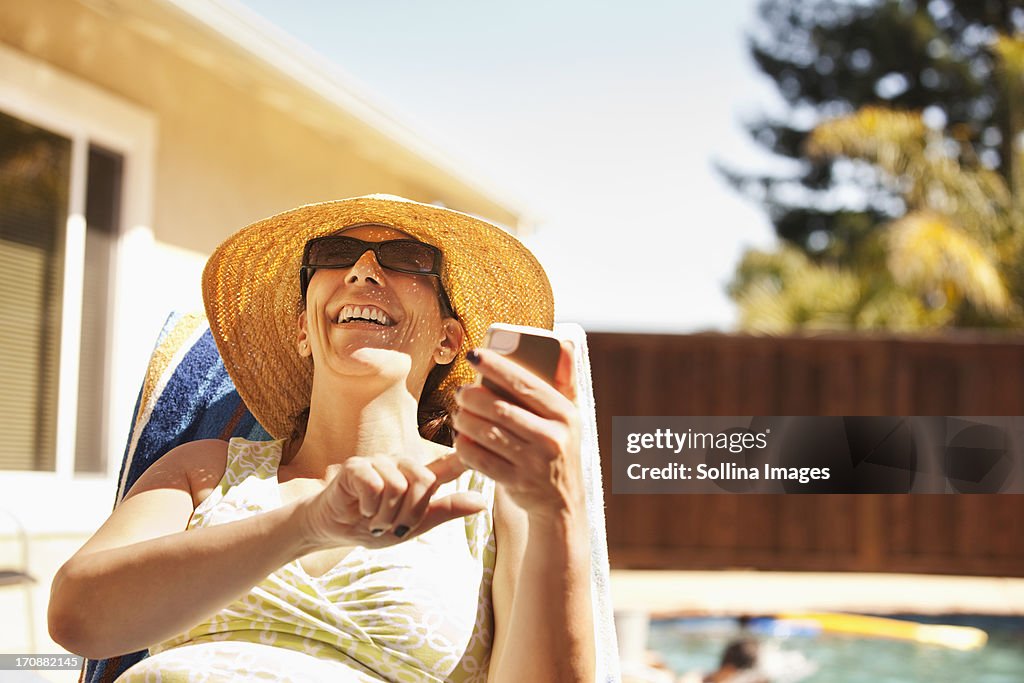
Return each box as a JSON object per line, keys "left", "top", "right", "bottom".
{"left": 648, "top": 615, "right": 1024, "bottom": 682}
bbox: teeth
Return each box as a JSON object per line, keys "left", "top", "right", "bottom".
{"left": 336, "top": 304, "right": 392, "bottom": 326}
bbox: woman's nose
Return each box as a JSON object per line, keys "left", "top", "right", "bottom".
{"left": 346, "top": 249, "right": 385, "bottom": 285}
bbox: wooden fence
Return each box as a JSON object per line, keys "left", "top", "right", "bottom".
{"left": 588, "top": 331, "right": 1024, "bottom": 576}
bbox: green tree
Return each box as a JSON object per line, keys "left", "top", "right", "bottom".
{"left": 726, "top": 0, "right": 1024, "bottom": 262}
{"left": 730, "top": 36, "right": 1024, "bottom": 332}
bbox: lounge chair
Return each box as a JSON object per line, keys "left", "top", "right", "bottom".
{"left": 79, "top": 312, "right": 621, "bottom": 682}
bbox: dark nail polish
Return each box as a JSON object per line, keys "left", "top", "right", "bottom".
{"left": 394, "top": 525, "right": 410, "bottom": 538}
{"left": 466, "top": 349, "right": 480, "bottom": 365}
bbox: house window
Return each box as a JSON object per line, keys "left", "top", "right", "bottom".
{"left": 0, "top": 44, "right": 154, "bottom": 533}
{"left": 0, "top": 110, "right": 122, "bottom": 473}
{"left": 77, "top": 145, "right": 123, "bottom": 473}
{"left": 0, "top": 111, "right": 70, "bottom": 472}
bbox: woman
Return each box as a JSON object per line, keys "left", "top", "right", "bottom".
{"left": 48, "top": 195, "right": 595, "bottom": 682}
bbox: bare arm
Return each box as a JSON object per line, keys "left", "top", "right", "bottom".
{"left": 48, "top": 439, "right": 317, "bottom": 659}
{"left": 488, "top": 486, "right": 594, "bottom": 682}
{"left": 48, "top": 440, "right": 483, "bottom": 660}
{"left": 453, "top": 343, "right": 596, "bottom": 681}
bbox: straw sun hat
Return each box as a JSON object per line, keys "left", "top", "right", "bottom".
{"left": 202, "top": 194, "right": 554, "bottom": 440}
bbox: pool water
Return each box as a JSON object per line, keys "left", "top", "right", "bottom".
{"left": 648, "top": 615, "right": 1024, "bottom": 683}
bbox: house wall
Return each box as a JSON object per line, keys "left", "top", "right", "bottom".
{"left": 0, "top": 532, "right": 83, "bottom": 682}
{"left": 1, "top": 0, "right": 517, "bottom": 326}
{"left": 1, "top": 0, "right": 514, "bottom": 255}
{"left": 0, "top": 0, "right": 520, "bottom": 660}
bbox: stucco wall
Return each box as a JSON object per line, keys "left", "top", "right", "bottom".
{"left": 0, "top": 530, "right": 87, "bottom": 680}
{"left": 1, "top": 0, "right": 521, "bottom": 459}
{"left": 0, "top": 0, "right": 499, "bottom": 256}
{"left": 0, "top": 0, "right": 520, "bottom": 659}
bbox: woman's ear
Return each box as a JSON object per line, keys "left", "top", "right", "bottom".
{"left": 296, "top": 310, "right": 312, "bottom": 358}
{"left": 434, "top": 318, "right": 465, "bottom": 366}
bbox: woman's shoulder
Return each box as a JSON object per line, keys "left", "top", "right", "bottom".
{"left": 172, "top": 439, "right": 284, "bottom": 517}
{"left": 185, "top": 437, "right": 285, "bottom": 466}
{"left": 170, "top": 438, "right": 283, "bottom": 507}
{"left": 168, "top": 439, "right": 231, "bottom": 508}
{"left": 161, "top": 438, "right": 229, "bottom": 471}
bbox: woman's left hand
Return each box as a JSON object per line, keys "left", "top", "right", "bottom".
{"left": 452, "top": 341, "right": 584, "bottom": 521}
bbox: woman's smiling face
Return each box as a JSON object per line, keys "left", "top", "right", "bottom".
{"left": 296, "top": 225, "right": 463, "bottom": 397}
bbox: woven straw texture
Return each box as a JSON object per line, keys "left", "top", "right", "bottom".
{"left": 202, "top": 195, "right": 553, "bottom": 439}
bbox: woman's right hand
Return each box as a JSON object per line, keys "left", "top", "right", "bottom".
{"left": 298, "top": 452, "right": 487, "bottom": 549}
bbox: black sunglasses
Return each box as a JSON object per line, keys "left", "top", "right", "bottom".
{"left": 300, "top": 235, "right": 453, "bottom": 312}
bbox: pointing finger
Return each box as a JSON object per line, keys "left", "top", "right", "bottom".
{"left": 413, "top": 492, "right": 487, "bottom": 537}
{"left": 426, "top": 451, "right": 467, "bottom": 484}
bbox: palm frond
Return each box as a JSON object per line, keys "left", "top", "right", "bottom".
{"left": 807, "top": 107, "right": 926, "bottom": 176}
{"left": 732, "top": 34, "right": 1024, "bottom": 333}
{"left": 808, "top": 107, "right": 1012, "bottom": 243}
{"left": 886, "top": 211, "right": 1014, "bottom": 315}
{"left": 731, "top": 246, "right": 863, "bottom": 333}
{"left": 853, "top": 287, "right": 955, "bottom": 331}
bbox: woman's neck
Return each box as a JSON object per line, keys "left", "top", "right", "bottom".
{"left": 283, "top": 375, "right": 431, "bottom": 481}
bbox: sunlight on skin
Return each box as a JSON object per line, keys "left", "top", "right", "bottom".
{"left": 297, "top": 225, "right": 462, "bottom": 402}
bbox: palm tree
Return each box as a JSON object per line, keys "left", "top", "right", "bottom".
{"left": 730, "top": 35, "right": 1024, "bottom": 333}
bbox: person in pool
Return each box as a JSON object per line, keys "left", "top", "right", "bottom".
{"left": 707, "top": 639, "right": 767, "bottom": 682}
{"left": 49, "top": 195, "right": 595, "bottom": 682}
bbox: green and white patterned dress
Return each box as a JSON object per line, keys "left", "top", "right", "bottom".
{"left": 116, "top": 437, "right": 497, "bottom": 683}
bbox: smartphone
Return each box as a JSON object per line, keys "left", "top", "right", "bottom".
{"left": 479, "top": 323, "right": 562, "bottom": 403}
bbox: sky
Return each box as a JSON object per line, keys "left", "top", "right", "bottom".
{"left": 238, "top": 0, "right": 783, "bottom": 332}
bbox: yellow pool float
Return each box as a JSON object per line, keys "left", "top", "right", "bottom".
{"left": 775, "top": 612, "right": 988, "bottom": 650}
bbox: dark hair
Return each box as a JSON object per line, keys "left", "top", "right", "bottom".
{"left": 421, "top": 277, "right": 459, "bottom": 445}
{"left": 416, "top": 360, "right": 457, "bottom": 445}
{"left": 720, "top": 639, "right": 760, "bottom": 670}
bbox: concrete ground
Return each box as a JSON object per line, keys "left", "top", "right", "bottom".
{"left": 610, "top": 569, "right": 1024, "bottom": 618}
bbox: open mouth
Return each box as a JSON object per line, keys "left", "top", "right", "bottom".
{"left": 334, "top": 304, "right": 395, "bottom": 327}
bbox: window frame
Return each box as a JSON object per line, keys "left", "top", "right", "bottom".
{"left": 0, "top": 44, "right": 157, "bottom": 533}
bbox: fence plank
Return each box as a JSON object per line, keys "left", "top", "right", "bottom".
{"left": 590, "top": 331, "right": 1024, "bottom": 576}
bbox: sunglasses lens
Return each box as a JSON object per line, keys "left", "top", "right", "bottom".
{"left": 306, "top": 237, "right": 364, "bottom": 267}
{"left": 378, "top": 241, "right": 438, "bottom": 273}
{"left": 304, "top": 236, "right": 438, "bottom": 277}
